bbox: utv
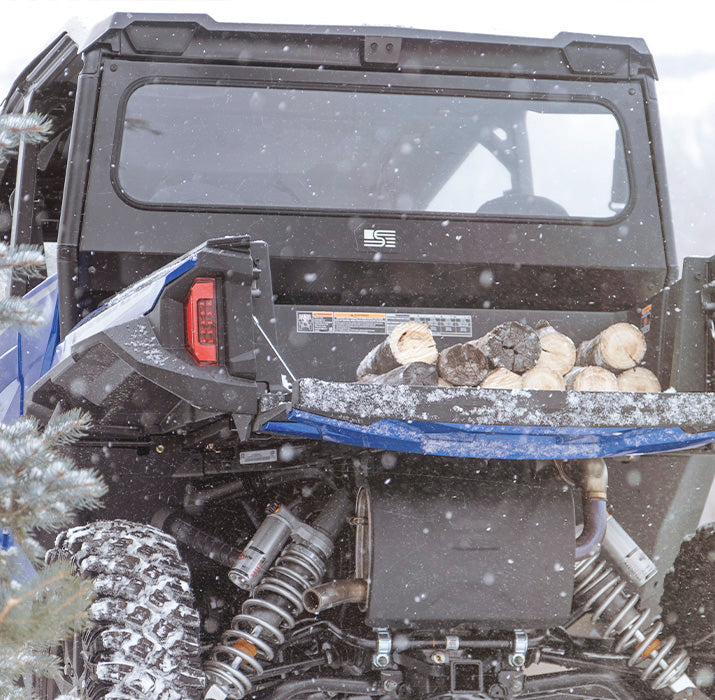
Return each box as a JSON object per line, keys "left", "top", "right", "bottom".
{"left": 0, "top": 13, "right": 713, "bottom": 700}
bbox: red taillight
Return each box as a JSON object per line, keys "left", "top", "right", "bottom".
{"left": 184, "top": 277, "right": 218, "bottom": 366}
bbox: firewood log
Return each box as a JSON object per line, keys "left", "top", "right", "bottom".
{"left": 469, "top": 321, "right": 541, "bottom": 373}
{"left": 356, "top": 322, "right": 437, "bottom": 379}
{"left": 576, "top": 322, "right": 646, "bottom": 371}
{"left": 535, "top": 321, "right": 576, "bottom": 376}
{"left": 360, "top": 361, "right": 439, "bottom": 386}
{"left": 617, "top": 367, "right": 662, "bottom": 392}
{"left": 565, "top": 366, "right": 618, "bottom": 391}
{"left": 480, "top": 367, "right": 523, "bottom": 389}
{"left": 521, "top": 366, "right": 566, "bottom": 391}
{"left": 436, "top": 342, "right": 489, "bottom": 386}
{"left": 357, "top": 373, "right": 379, "bottom": 384}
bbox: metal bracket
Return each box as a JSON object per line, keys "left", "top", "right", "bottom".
{"left": 373, "top": 628, "right": 392, "bottom": 668}
{"left": 509, "top": 630, "right": 528, "bottom": 668}
{"left": 701, "top": 280, "right": 715, "bottom": 312}
{"left": 445, "top": 635, "right": 460, "bottom": 651}
{"left": 363, "top": 36, "right": 402, "bottom": 66}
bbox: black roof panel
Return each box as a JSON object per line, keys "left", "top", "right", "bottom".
{"left": 82, "top": 13, "right": 656, "bottom": 80}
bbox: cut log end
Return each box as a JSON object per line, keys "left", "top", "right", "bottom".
{"left": 356, "top": 321, "right": 437, "bottom": 379}
{"left": 481, "top": 367, "right": 523, "bottom": 389}
{"left": 576, "top": 322, "right": 646, "bottom": 371}
{"left": 536, "top": 324, "right": 576, "bottom": 376}
{"left": 471, "top": 321, "right": 541, "bottom": 373}
{"left": 389, "top": 321, "right": 438, "bottom": 365}
{"left": 437, "top": 342, "right": 489, "bottom": 386}
{"left": 565, "top": 366, "right": 618, "bottom": 392}
{"left": 617, "top": 367, "right": 662, "bottom": 393}
{"left": 521, "top": 366, "right": 566, "bottom": 391}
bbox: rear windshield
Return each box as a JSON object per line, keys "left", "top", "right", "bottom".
{"left": 117, "top": 83, "right": 629, "bottom": 219}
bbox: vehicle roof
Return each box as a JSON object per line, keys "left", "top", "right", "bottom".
{"left": 82, "top": 12, "right": 656, "bottom": 80}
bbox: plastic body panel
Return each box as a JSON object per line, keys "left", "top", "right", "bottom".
{"left": 0, "top": 276, "right": 60, "bottom": 423}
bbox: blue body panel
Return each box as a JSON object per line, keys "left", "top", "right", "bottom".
{"left": 0, "top": 530, "right": 37, "bottom": 585}
{"left": 0, "top": 254, "right": 198, "bottom": 424}
{"left": 0, "top": 276, "right": 59, "bottom": 423}
{"left": 263, "top": 409, "right": 715, "bottom": 460}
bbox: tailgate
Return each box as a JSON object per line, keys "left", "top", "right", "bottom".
{"left": 261, "top": 380, "right": 715, "bottom": 460}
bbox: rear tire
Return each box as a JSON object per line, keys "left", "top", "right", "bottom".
{"left": 44, "top": 519, "right": 205, "bottom": 700}
{"left": 661, "top": 522, "right": 715, "bottom": 697}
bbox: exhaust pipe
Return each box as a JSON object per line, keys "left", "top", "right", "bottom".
{"left": 303, "top": 578, "right": 368, "bottom": 614}
{"left": 574, "top": 458, "right": 608, "bottom": 561}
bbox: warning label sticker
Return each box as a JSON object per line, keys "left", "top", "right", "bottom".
{"left": 640, "top": 304, "right": 652, "bottom": 335}
{"left": 296, "top": 311, "right": 472, "bottom": 337}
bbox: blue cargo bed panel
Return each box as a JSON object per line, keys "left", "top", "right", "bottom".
{"left": 261, "top": 379, "right": 715, "bottom": 460}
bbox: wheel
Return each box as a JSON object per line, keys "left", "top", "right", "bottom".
{"left": 661, "top": 522, "right": 715, "bottom": 697}
{"left": 43, "top": 519, "right": 205, "bottom": 700}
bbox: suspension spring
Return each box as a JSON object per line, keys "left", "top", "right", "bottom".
{"left": 204, "top": 541, "right": 326, "bottom": 698}
{"left": 573, "top": 553, "right": 690, "bottom": 690}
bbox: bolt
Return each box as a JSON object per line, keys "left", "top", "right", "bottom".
{"left": 155, "top": 444, "right": 165, "bottom": 454}
{"left": 375, "top": 654, "right": 390, "bottom": 667}
{"left": 511, "top": 678, "right": 524, "bottom": 693}
{"left": 431, "top": 651, "right": 448, "bottom": 664}
{"left": 384, "top": 679, "right": 399, "bottom": 691}
{"left": 512, "top": 653, "right": 525, "bottom": 666}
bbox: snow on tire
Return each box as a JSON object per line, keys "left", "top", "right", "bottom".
{"left": 46, "top": 519, "right": 205, "bottom": 700}
{"left": 661, "top": 522, "right": 715, "bottom": 697}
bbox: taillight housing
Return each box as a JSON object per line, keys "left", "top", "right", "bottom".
{"left": 184, "top": 277, "right": 218, "bottom": 366}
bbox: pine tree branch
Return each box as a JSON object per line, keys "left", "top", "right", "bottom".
{"left": 43, "top": 410, "right": 91, "bottom": 447}
{"left": 0, "top": 297, "right": 46, "bottom": 331}
{"left": 0, "top": 413, "right": 106, "bottom": 561}
{"left": 0, "top": 112, "right": 53, "bottom": 157}
{"left": 0, "top": 561, "right": 94, "bottom": 648}
{"left": 0, "top": 243, "right": 45, "bottom": 275}
{"left": 0, "top": 568, "right": 65, "bottom": 625}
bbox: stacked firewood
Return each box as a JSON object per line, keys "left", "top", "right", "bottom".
{"left": 355, "top": 320, "right": 661, "bottom": 392}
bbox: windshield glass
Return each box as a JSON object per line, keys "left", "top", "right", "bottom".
{"left": 117, "top": 83, "right": 628, "bottom": 219}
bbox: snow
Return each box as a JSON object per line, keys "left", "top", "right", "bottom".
{"left": 296, "top": 378, "right": 715, "bottom": 432}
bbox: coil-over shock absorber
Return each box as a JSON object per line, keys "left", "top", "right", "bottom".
{"left": 204, "top": 491, "right": 350, "bottom": 700}
{"left": 573, "top": 514, "right": 691, "bottom": 691}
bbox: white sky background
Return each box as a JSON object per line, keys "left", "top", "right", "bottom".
{"left": 1, "top": 0, "right": 715, "bottom": 260}
{"left": 2, "top": 0, "right": 714, "bottom": 90}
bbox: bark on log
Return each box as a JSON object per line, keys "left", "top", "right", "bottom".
{"left": 356, "top": 322, "right": 438, "bottom": 379}
{"left": 437, "top": 342, "right": 489, "bottom": 386}
{"left": 361, "top": 362, "right": 439, "bottom": 386}
{"left": 565, "top": 366, "right": 618, "bottom": 391}
{"left": 535, "top": 322, "right": 576, "bottom": 376}
{"left": 617, "top": 367, "right": 662, "bottom": 393}
{"left": 576, "top": 323, "right": 646, "bottom": 371}
{"left": 469, "top": 321, "right": 541, "bottom": 373}
{"left": 521, "top": 366, "right": 566, "bottom": 391}
{"left": 357, "top": 374, "right": 379, "bottom": 384}
{"left": 481, "top": 367, "right": 523, "bottom": 389}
